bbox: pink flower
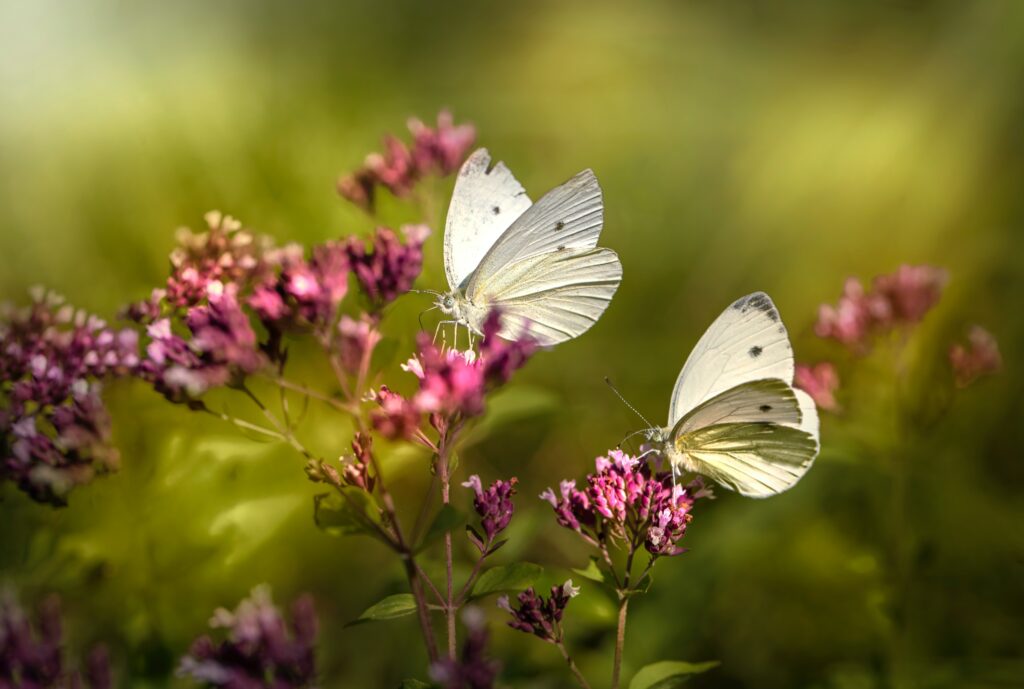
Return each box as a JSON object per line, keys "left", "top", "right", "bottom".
{"left": 337, "top": 111, "right": 476, "bottom": 212}
{"left": 541, "top": 451, "right": 703, "bottom": 557}
{"left": 949, "top": 325, "right": 1002, "bottom": 388}
{"left": 411, "top": 338, "right": 486, "bottom": 417}
{"left": 794, "top": 362, "right": 841, "bottom": 412}
{"left": 335, "top": 314, "right": 382, "bottom": 375}
{"left": 815, "top": 265, "right": 947, "bottom": 350}
{"left": 497, "top": 580, "right": 579, "bottom": 644}
{"left": 370, "top": 386, "right": 422, "bottom": 441}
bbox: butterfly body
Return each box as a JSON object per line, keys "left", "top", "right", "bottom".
{"left": 436, "top": 149, "right": 622, "bottom": 346}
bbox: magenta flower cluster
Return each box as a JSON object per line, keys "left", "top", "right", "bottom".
{"left": 337, "top": 110, "right": 476, "bottom": 211}
{"left": 178, "top": 586, "right": 318, "bottom": 689}
{"left": 815, "top": 264, "right": 947, "bottom": 349}
{"left": 372, "top": 312, "right": 535, "bottom": 438}
{"left": 949, "top": 325, "right": 1002, "bottom": 388}
{"left": 497, "top": 580, "right": 580, "bottom": 644}
{"left": 1, "top": 290, "right": 137, "bottom": 505}
{"left": 463, "top": 475, "right": 517, "bottom": 552}
{"left": 344, "top": 225, "right": 428, "bottom": 308}
{"left": 541, "top": 450, "right": 706, "bottom": 557}
{"left": 0, "top": 592, "right": 111, "bottom": 689}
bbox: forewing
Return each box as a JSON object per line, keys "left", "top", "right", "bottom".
{"left": 673, "top": 379, "right": 803, "bottom": 435}
{"left": 675, "top": 423, "right": 818, "bottom": 498}
{"left": 669, "top": 292, "right": 794, "bottom": 426}
{"left": 467, "top": 247, "right": 622, "bottom": 346}
{"left": 465, "top": 168, "right": 603, "bottom": 295}
{"left": 443, "top": 149, "right": 533, "bottom": 290}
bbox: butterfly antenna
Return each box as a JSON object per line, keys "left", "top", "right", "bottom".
{"left": 604, "top": 377, "right": 656, "bottom": 430}
{"left": 418, "top": 305, "right": 438, "bottom": 332}
{"left": 409, "top": 289, "right": 442, "bottom": 297}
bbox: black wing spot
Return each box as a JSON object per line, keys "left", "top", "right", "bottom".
{"left": 555, "top": 220, "right": 566, "bottom": 231}
{"left": 759, "top": 404, "right": 772, "bottom": 412}
{"left": 492, "top": 206, "right": 501, "bottom": 215}
{"left": 557, "top": 245, "right": 566, "bottom": 251}
{"left": 749, "top": 345, "right": 763, "bottom": 358}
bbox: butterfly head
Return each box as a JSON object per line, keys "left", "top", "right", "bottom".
{"left": 435, "top": 292, "right": 460, "bottom": 317}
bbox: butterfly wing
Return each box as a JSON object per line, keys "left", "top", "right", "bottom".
{"left": 673, "top": 378, "right": 803, "bottom": 435}
{"left": 465, "top": 247, "right": 622, "bottom": 346}
{"left": 443, "top": 149, "right": 533, "bottom": 291}
{"left": 464, "top": 168, "right": 604, "bottom": 297}
{"left": 668, "top": 292, "right": 794, "bottom": 426}
{"left": 673, "top": 422, "right": 818, "bottom": 498}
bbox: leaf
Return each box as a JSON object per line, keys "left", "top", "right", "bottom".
{"left": 470, "top": 562, "right": 543, "bottom": 599}
{"left": 572, "top": 557, "right": 607, "bottom": 583}
{"left": 572, "top": 557, "right": 618, "bottom": 600}
{"left": 314, "top": 489, "right": 382, "bottom": 538}
{"left": 418, "top": 505, "right": 465, "bottom": 551}
{"left": 397, "top": 680, "right": 432, "bottom": 689}
{"left": 629, "top": 660, "right": 720, "bottom": 689}
{"left": 346, "top": 594, "right": 418, "bottom": 627}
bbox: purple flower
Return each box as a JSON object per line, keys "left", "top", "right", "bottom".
{"left": 186, "top": 290, "right": 265, "bottom": 375}
{"left": 248, "top": 241, "right": 350, "bottom": 333}
{"left": 0, "top": 592, "right": 112, "bottom": 688}
{"left": 337, "top": 111, "right": 476, "bottom": 212}
{"left": 949, "top": 325, "right": 1002, "bottom": 388}
{"left": 497, "top": 580, "right": 580, "bottom": 644}
{"left": 2, "top": 290, "right": 136, "bottom": 505}
{"left": 541, "top": 451, "right": 703, "bottom": 557}
{"left": 344, "top": 225, "right": 428, "bottom": 308}
{"left": 794, "top": 362, "right": 841, "bottom": 412}
{"left": 463, "top": 475, "right": 517, "bottom": 551}
{"left": 429, "top": 607, "right": 500, "bottom": 689}
{"left": 340, "top": 432, "right": 376, "bottom": 492}
{"left": 178, "top": 586, "right": 318, "bottom": 689}
{"left": 873, "top": 264, "right": 947, "bottom": 324}
{"left": 407, "top": 339, "right": 486, "bottom": 417}
{"left": 477, "top": 311, "right": 535, "bottom": 386}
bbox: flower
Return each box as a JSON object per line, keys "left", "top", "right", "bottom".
{"left": 0, "top": 591, "right": 112, "bottom": 688}
{"left": 2, "top": 290, "right": 137, "bottom": 505}
{"left": 344, "top": 225, "right": 428, "bottom": 308}
{"left": 335, "top": 315, "right": 382, "bottom": 376}
{"left": 476, "top": 311, "right": 536, "bottom": 386}
{"left": 429, "top": 607, "right": 500, "bottom": 689}
{"left": 337, "top": 110, "right": 476, "bottom": 211}
{"left": 815, "top": 265, "right": 947, "bottom": 350}
{"left": 177, "top": 586, "right": 318, "bottom": 689}
{"left": 369, "top": 386, "right": 423, "bottom": 441}
{"left": 949, "top": 325, "right": 1002, "bottom": 388}
{"left": 794, "top": 362, "right": 841, "bottom": 412}
{"left": 497, "top": 580, "right": 580, "bottom": 644}
{"left": 540, "top": 450, "right": 703, "bottom": 557}
{"left": 340, "top": 432, "right": 376, "bottom": 492}
{"left": 248, "top": 241, "right": 350, "bottom": 333}
{"left": 186, "top": 290, "right": 265, "bottom": 374}
{"left": 164, "top": 211, "right": 278, "bottom": 310}
{"left": 463, "top": 475, "right": 517, "bottom": 551}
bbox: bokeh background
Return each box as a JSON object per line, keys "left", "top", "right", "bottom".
{"left": 1, "top": 1, "right": 1022, "bottom": 687}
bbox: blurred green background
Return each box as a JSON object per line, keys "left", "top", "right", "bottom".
{"left": 1, "top": 1, "right": 1022, "bottom": 687}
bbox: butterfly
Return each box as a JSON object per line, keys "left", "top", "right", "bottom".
{"left": 431, "top": 148, "right": 623, "bottom": 347}
{"left": 629, "top": 292, "right": 820, "bottom": 497}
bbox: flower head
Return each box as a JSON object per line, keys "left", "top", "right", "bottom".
{"left": 369, "top": 386, "right": 423, "bottom": 441}
{"left": 497, "top": 580, "right": 580, "bottom": 644}
{"left": 463, "top": 475, "right": 517, "bottom": 551}
{"left": 429, "top": 607, "right": 500, "bottom": 689}
{"left": 815, "top": 265, "right": 947, "bottom": 350}
{"left": 178, "top": 586, "right": 318, "bottom": 688}
{"left": 345, "top": 225, "right": 428, "bottom": 308}
{"left": 541, "top": 451, "right": 703, "bottom": 557}
{"left": 949, "top": 325, "right": 1002, "bottom": 388}
{"left": 337, "top": 110, "right": 476, "bottom": 211}
{"left": 794, "top": 362, "right": 841, "bottom": 412}
{"left": 0, "top": 591, "right": 112, "bottom": 688}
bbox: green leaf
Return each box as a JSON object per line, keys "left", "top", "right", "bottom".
{"left": 397, "top": 680, "right": 432, "bottom": 689}
{"left": 418, "top": 504, "right": 465, "bottom": 551}
{"left": 572, "top": 557, "right": 619, "bottom": 600}
{"left": 629, "top": 660, "right": 720, "bottom": 689}
{"left": 314, "top": 489, "right": 382, "bottom": 538}
{"left": 572, "top": 557, "right": 607, "bottom": 583}
{"left": 470, "top": 562, "right": 543, "bottom": 599}
{"left": 346, "top": 593, "right": 418, "bottom": 627}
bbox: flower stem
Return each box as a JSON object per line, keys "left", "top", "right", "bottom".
{"left": 611, "top": 596, "right": 630, "bottom": 689}
{"left": 437, "top": 436, "right": 457, "bottom": 660}
{"left": 556, "top": 640, "right": 594, "bottom": 689}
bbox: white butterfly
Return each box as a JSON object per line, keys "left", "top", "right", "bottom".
{"left": 637, "top": 292, "right": 820, "bottom": 498}
{"left": 432, "top": 149, "right": 623, "bottom": 347}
